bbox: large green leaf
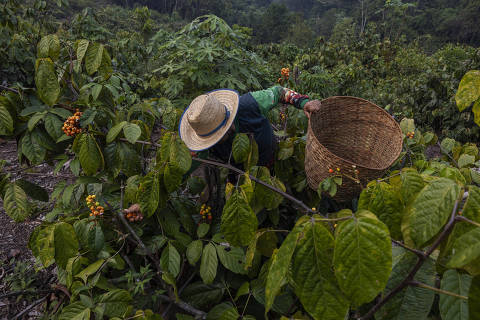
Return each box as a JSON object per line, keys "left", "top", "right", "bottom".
{"left": 377, "top": 248, "right": 435, "bottom": 320}
{"left": 207, "top": 302, "right": 239, "bottom": 320}
{"left": 59, "top": 301, "right": 90, "bottom": 320}
{"left": 232, "top": 133, "right": 250, "bottom": 163}
{"left": 75, "top": 259, "right": 105, "bottom": 283}
{"left": 265, "top": 216, "right": 308, "bottom": 313}
{"left": 469, "top": 276, "right": 480, "bottom": 320}
{"left": 78, "top": 134, "right": 104, "bottom": 176}
{"left": 164, "top": 163, "right": 183, "bottom": 193}
{"left": 215, "top": 245, "right": 247, "bottom": 275}
{"left": 473, "top": 98, "right": 480, "bottom": 126}
{"left": 76, "top": 39, "right": 89, "bottom": 64}
{"left": 36, "top": 225, "right": 56, "bottom": 267}
{"left": 35, "top": 58, "right": 60, "bottom": 106}
{"left": 97, "top": 289, "right": 132, "bottom": 318}
{"left": 44, "top": 113, "right": 64, "bottom": 140}
{"left": 361, "top": 182, "right": 403, "bottom": 239}
{"left": 37, "top": 34, "right": 60, "bottom": 60}
{"left": 221, "top": 190, "right": 258, "bottom": 247}
{"left": 16, "top": 179, "right": 49, "bottom": 202}
{"left": 447, "top": 228, "right": 480, "bottom": 269}
{"left": 186, "top": 240, "right": 203, "bottom": 266}
{"left": 123, "top": 123, "right": 141, "bottom": 144}
{"left": 456, "top": 70, "right": 480, "bottom": 112}
{"left": 106, "top": 121, "right": 127, "bottom": 143}
{"left": 54, "top": 222, "right": 79, "bottom": 269}
{"left": 85, "top": 42, "right": 104, "bottom": 75}
{"left": 334, "top": 210, "right": 392, "bottom": 306}
{"left": 3, "top": 183, "right": 30, "bottom": 222}
{"left": 170, "top": 134, "right": 192, "bottom": 173}
{"left": 21, "top": 130, "right": 46, "bottom": 164}
{"left": 439, "top": 269, "right": 471, "bottom": 320}
{"left": 0, "top": 100, "right": 13, "bottom": 135}
{"left": 98, "top": 49, "right": 113, "bottom": 80}
{"left": 400, "top": 169, "right": 425, "bottom": 205}
{"left": 408, "top": 178, "right": 461, "bottom": 248}
{"left": 200, "top": 243, "right": 218, "bottom": 284}
{"left": 137, "top": 171, "right": 160, "bottom": 217}
{"left": 292, "top": 219, "right": 349, "bottom": 320}
{"left": 161, "top": 243, "right": 181, "bottom": 278}
{"left": 104, "top": 142, "right": 142, "bottom": 178}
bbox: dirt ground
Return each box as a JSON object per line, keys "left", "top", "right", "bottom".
{"left": 0, "top": 139, "right": 73, "bottom": 319}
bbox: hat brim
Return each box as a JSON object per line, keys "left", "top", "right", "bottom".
{"left": 179, "top": 89, "right": 239, "bottom": 152}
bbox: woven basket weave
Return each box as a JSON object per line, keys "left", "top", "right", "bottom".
{"left": 305, "top": 96, "right": 403, "bottom": 201}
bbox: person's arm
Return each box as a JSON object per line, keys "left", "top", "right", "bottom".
{"left": 250, "top": 86, "right": 309, "bottom": 117}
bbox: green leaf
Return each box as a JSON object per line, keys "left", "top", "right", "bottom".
{"left": 54, "top": 222, "right": 79, "bottom": 269}
{"left": 197, "top": 223, "right": 210, "bottom": 238}
{"left": 439, "top": 269, "right": 471, "bottom": 320}
{"left": 200, "top": 243, "right": 218, "bottom": 284}
{"left": 123, "top": 123, "right": 141, "bottom": 144}
{"left": 408, "top": 178, "right": 461, "bottom": 247}
{"left": 334, "top": 211, "right": 392, "bottom": 306}
{"left": 221, "top": 190, "right": 258, "bottom": 247}
{"left": 137, "top": 171, "right": 160, "bottom": 217}
{"left": 447, "top": 228, "right": 480, "bottom": 269}
{"left": 459, "top": 154, "right": 476, "bottom": 168}
{"left": 3, "top": 183, "right": 30, "bottom": 222}
{"left": 235, "top": 282, "right": 250, "bottom": 301}
{"left": 473, "top": 98, "right": 480, "bottom": 127}
{"left": 164, "top": 163, "right": 183, "bottom": 193}
{"left": 0, "top": 101, "right": 13, "bottom": 135}
{"left": 207, "top": 302, "right": 239, "bottom": 320}
{"left": 256, "top": 230, "right": 277, "bottom": 257}
{"left": 59, "top": 301, "right": 90, "bottom": 320}
{"left": 44, "top": 113, "right": 64, "bottom": 140}
{"left": 441, "top": 138, "right": 456, "bottom": 154}
{"left": 170, "top": 134, "right": 192, "bottom": 173}
{"left": 79, "top": 134, "right": 104, "bottom": 176}
{"left": 98, "top": 49, "right": 113, "bottom": 80}
{"left": 265, "top": 216, "right": 308, "bottom": 313}
{"left": 21, "top": 131, "right": 46, "bottom": 164}
{"left": 292, "top": 218, "right": 349, "bottom": 319}
{"left": 76, "top": 39, "right": 89, "bottom": 64}
{"left": 215, "top": 245, "right": 247, "bottom": 275}
{"left": 400, "top": 118, "right": 415, "bottom": 135}
{"left": 106, "top": 121, "right": 127, "bottom": 144}
{"left": 161, "top": 243, "right": 181, "bottom": 278}
{"left": 97, "top": 289, "right": 132, "bottom": 318}
{"left": 469, "top": 276, "right": 480, "bottom": 320}
{"left": 400, "top": 170, "right": 425, "bottom": 204}
{"left": 88, "top": 224, "right": 105, "bottom": 255}
{"left": 277, "top": 139, "right": 294, "bottom": 160}
{"left": 75, "top": 259, "right": 105, "bottom": 284}
{"left": 232, "top": 133, "right": 250, "bottom": 163}
{"left": 456, "top": 70, "right": 480, "bottom": 111}
{"left": 85, "top": 42, "right": 104, "bottom": 75}
{"left": 35, "top": 58, "right": 60, "bottom": 106}
{"left": 186, "top": 240, "right": 203, "bottom": 266}
{"left": 16, "top": 179, "right": 49, "bottom": 202}
{"left": 377, "top": 248, "right": 435, "bottom": 320}
{"left": 37, "top": 34, "right": 60, "bottom": 60}
{"left": 36, "top": 225, "right": 56, "bottom": 267}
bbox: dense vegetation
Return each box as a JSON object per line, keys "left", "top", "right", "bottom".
{"left": 1, "top": 0, "right": 480, "bottom": 319}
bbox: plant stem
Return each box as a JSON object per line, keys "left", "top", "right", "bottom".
{"left": 11, "top": 295, "right": 48, "bottom": 320}
{"left": 391, "top": 239, "right": 425, "bottom": 258}
{"left": 409, "top": 281, "right": 468, "bottom": 300}
{"left": 455, "top": 215, "right": 480, "bottom": 228}
{"left": 157, "top": 295, "right": 206, "bottom": 319}
{"left": 359, "top": 199, "right": 460, "bottom": 320}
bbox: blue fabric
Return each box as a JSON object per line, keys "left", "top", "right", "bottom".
{"left": 210, "top": 93, "right": 276, "bottom": 166}
{"left": 197, "top": 106, "right": 230, "bottom": 137}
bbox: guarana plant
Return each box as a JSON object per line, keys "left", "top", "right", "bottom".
{"left": 1, "top": 19, "right": 480, "bottom": 320}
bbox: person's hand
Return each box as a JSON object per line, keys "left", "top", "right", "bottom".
{"left": 303, "top": 100, "right": 322, "bottom": 119}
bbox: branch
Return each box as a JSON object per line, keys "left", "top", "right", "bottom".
{"left": 455, "top": 215, "right": 480, "bottom": 228}
{"left": 125, "top": 138, "right": 315, "bottom": 214}
{"left": 391, "top": 239, "right": 425, "bottom": 258}
{"left": 0, "top": 84, "right": 19, "bottom": 94}
{"left": 409, "top": 281, "right": 468, "bottom": 300}
{"left": 359, "top": 199, "right": 460, "bottom": 320}
{"left": 157, "top": 295, "right": 206, "bottom": 319}
{"left": 11, "top": 295, "right": 48, "bottom": 320}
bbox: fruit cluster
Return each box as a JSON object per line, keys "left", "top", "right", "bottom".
{"left": 281, "top": 67, "right": 290, "bottom": 79}
{"left": 280, "top": 111, "right": 286, "bottom": 121}
{"left": 406, "top": 131, "right": 415, "bottom": 139}
{"left": 86, "top": 195, "right": 104, "bottom": 217}
{"left": 124, "top": 203, "right": 143, "bottom": 222}
{"left": 328, "top": 167, "right": 341, "bottom": 173}
{"left": 200, "top": 204, "right": 212, "bottom": 222}
{"left": 62, "top": 109, "right": 83, "bottom": 137}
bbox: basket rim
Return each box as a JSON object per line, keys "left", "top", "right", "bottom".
{"left": 308, "top": 95, "right": 403, "bottom": 171}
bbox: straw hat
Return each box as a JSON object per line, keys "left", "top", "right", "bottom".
{"left": 179, "top": 89, "right": 239, "bottom": 151}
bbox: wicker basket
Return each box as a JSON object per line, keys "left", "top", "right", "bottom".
{"left": 305, "top": 96, "right": 403, "bottom": 202}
